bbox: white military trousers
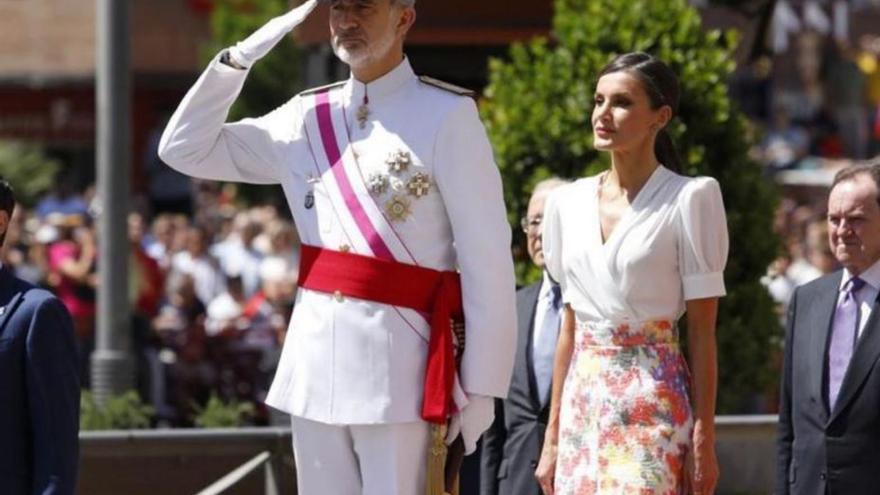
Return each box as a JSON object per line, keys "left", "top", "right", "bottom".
{"left": 291, "top": 416, "right": 430, "bottom": 495}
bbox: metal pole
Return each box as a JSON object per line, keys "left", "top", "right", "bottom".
{"left": 91, "top": 0, "right": 132, "bottom": 404}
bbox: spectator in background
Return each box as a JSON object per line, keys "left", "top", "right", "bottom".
{"left": 35, "top": 172, "right": 89, "bottom": 220}
{"left": 212, "top": 213, "right": 264, "bottom": 297}
{"left": 129, "top": 212, "right": 165, "bottom": 319}
{"left": 263, "top": 219, "right": 300, "bottom": 275}
{"left": 761, "top": 105, "right": 810, "bottom": 170}
{"left": 857, "top": 34, "right": 880, "bottom": 155}
{"left": 170, "top": 225, "right": 225, "bottom": 307}
{"left": 144, "top": 214, "right": 178, "bottom": 271}
{"left": 151, "top": 272, "right": 211, "bottom": 424}
{"left": 823, "top": 39, "right": 869, "bottom": 159}
{"left": 45, "top": 213, "right": 96, "bottom": 384}
{"left": 205, "top": 273, "right": 248, "bottom": 338}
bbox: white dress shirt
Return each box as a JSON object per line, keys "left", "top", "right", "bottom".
{"left": 532, "top": 272, "right": 562, "bottom": 406}
{"left": 839, "top": 258, "right": 880, "bottom": 339}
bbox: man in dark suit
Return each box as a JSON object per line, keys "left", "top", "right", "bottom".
{"left": 778, "top": 161, "right": 880, "bottom": 495}
{"left": 481, "top": 178, "right": 568, "bottom": 495}
{"left": 0, "top": 180, "right": 80, "bottom": 494}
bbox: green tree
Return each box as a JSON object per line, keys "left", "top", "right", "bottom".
{"left": 481, "top": 0, "right": 780, "bottom": 413}
{"left": 0, "top": 141, "right": 60, "bottom": 208}
{"left": 206, "top": 0, "right": 307, "bottom": 121}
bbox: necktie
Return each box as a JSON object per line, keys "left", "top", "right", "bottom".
{"left": 534, "top": 284, "right": 562, "bottom": 406}
{"left": 827, "top": 276, "right": 866, "bottom": 409}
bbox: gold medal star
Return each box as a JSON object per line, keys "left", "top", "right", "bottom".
{"left": 385, "top": 195, "right": 412, "bottom": 222}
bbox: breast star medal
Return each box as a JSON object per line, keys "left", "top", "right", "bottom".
{"left": 367, "top": 173, "right": 389, "bottom": 196}
{"left": 385, "top": 195, "right": 412, "bottom": 222}
{"left": 386, "top": 150, "right": 413, "bottom": 173}
{"left": 406, "top": 173, "right": 432, "bottom": 198}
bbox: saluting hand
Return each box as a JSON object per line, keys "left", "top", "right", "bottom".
{"left": 228, "top": 0, "right": 319, "bottom": 68}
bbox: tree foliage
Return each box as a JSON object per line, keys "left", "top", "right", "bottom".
{"left": 206, "top": 0, "right": 307, "bottom": 121}
{"left": 481, "top": 0, "right": 780, "bottom": 413}
{"left": 0, "top": 141, "right": 60, "bottom": 208}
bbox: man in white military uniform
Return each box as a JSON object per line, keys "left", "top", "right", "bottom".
{"left": 158, "top": 0, "right": 516, "bottom": 493}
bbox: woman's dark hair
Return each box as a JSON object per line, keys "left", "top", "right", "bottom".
{"left": 597, "top": 52, "right": 683, "bottom": 173}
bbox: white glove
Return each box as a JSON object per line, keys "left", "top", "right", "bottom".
{"left": 444, "top": 394, "right": 494, "bottom": 455}
{"left": 228, "top": 0, "right": 319, "bottom": 68}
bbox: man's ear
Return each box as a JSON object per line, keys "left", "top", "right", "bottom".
{"left": 397, "top": 6, "right": 416, "bottom": 38}
{"left": 0, "top": 211, "right": 10, "bottom": 239}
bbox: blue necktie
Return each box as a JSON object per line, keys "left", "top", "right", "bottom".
{"left": 827, "top": 276, "right": 866, "bottom": 409}
{"left": 534, "top": 284, "right": 562, "bottom": 406}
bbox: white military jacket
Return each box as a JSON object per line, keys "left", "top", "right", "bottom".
{"left": 159, "top": 54, "right": 517, "bottom": 425}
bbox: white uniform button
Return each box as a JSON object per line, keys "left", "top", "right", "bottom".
{"left": 339, "top": 244, "right": 351, "bottom": 253}
{"left": 334, "top": 290, "right": 344, "bottom": 302}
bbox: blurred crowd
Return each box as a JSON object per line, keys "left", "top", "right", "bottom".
{"left": 2, "top": 179, "right": 300, "bottom": 426}
{"left": 752, "top": 33, "right": 880, "bottom": 171}
{"left": 739, "top": 31, "right": 880, "bottom": 325}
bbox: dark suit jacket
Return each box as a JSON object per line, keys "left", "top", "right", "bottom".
{"left": 0, "top": 266, "right": 80, "bottom": 494}
{"left": 777, "top": 270, "right": 880, "bottom": 495}
{"left": 481, "top": 281, "right": 548, "bottom": 495}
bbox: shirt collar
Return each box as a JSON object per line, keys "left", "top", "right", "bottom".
{"left": 344, "top": 57, "right": 415, "bottom": 105}
{"left": 841, "top": 258, "right": 880, "bottom": 292}
{"left": 539, "top": 271, "right": 555, "bottom": 299}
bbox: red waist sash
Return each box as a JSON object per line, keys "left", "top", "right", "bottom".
{"left": 297, "top": 244, "right": 463, "bottom": 424}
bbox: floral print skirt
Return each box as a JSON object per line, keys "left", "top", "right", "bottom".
{"left": 555, "top": 319, "right": 693, "bottom": 495}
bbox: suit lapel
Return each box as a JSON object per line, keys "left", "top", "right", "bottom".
{"left": 521, "top": 282, "right": 543, "bottom": 409}
{"left": 808, "top": 271, "right": 842, "bottom": 418}
{"left": 830, "top": 293, "right": 880, "bottom": 422}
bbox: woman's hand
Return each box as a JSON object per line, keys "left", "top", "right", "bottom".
{"left": 685, "top": 434, "right": 719, "bottom": 495}
{"left": 535, "top": 442, "right": 558, "bottom": 495}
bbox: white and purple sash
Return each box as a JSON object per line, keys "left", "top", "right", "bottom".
{"left": 303, "top": 88, "right": 416, "bottom": 264}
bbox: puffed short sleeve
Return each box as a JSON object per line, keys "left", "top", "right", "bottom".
{"left": 677, "top": 177, "right": 729, "bottom": 300}
{"left": 541, "top": 189, "right": 566, "bottom": 296}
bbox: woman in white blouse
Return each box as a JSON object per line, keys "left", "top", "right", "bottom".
{"left": 534, "top": 53, "right": 729, "bottom": 495}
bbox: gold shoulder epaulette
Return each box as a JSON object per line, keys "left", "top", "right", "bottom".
{"left": 418, "top": 76, "right": 475, "bottom": 97}
{"left": 299, "top": 80, "right": 346, "bottom": 97}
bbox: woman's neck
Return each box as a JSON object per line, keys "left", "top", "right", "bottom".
{"left": 605, "top": 144, "right": 660, "bottom": 200}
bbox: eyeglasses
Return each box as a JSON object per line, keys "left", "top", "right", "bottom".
{"left": 520, "top": 215, "right": 543, "bottom": 234}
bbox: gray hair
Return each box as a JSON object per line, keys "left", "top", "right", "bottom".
{"left": 831, "top": 159, "right": 880, "bottom": 207}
